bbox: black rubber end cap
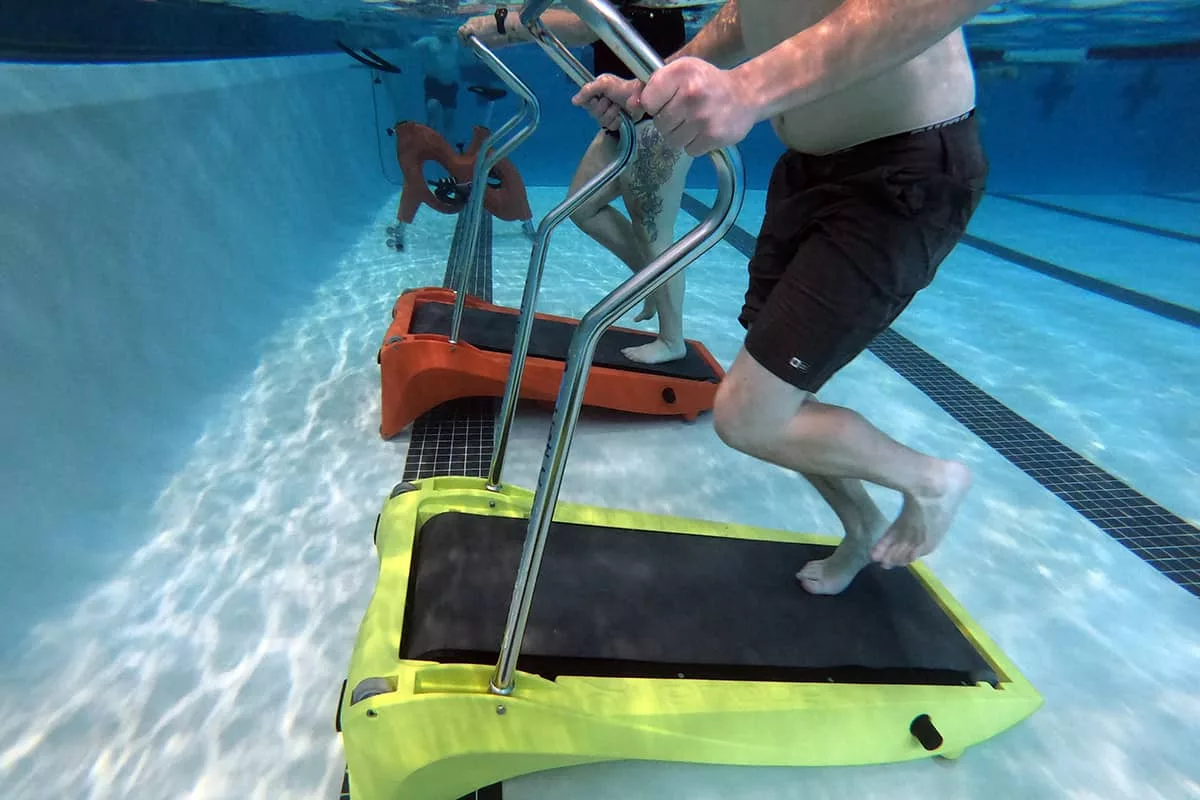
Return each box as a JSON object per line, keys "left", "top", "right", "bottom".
{"left": 390, "top": 481, "right": 419, "bottom": 498}
{"left": 910, "top": 714, "right": 944, "bottom": 751}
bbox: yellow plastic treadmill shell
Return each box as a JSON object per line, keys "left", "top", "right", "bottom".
{"left": 338, "top": 476, "right": 1041, "bottom": 799}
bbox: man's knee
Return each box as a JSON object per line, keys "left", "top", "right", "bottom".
{"left": 713, "top": 351, "right": 814, "bottom": 453}
{"left": 713, "top": 379, "right": 755, "bottom": 452}
{"left": 713, "top": 370, "right": 779, "bottom": 453}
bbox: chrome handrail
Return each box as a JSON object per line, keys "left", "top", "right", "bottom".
{"left": 485, "top": 17, "right": 637, "bottom": 490}
{"left": 447, "top": 33, "right": 541, "bottom": 344}
{"left": 489, "top": 0, "right": 745, "bottom": 695}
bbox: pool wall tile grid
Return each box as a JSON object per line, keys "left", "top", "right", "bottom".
{"left": 680, "top": 192, "right": 1200, "bottom": 598}
{"left": 402, "top": 396, "right": 497, "bottom": 480}
{"left": 401, "top": 211, "right": 498, "bottom": 483}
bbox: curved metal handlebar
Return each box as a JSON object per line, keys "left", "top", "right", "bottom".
{"left": 448, "top": 33, "right": 542, "bottom": 344}
{"left": 486, "top": 18, "right": 638, "bottom": 490}
{"left": 489, "top": 0, "right": 746, "bottom": 695}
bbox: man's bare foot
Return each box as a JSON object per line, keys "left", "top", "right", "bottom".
{"left": 871, "top": 460, "right": 973, "bottom": 569}
{"left": 622, "top": 338, "right": 686, "bottom": 364}
{"left": 798, "top": 508, "right": 889, "bottom": 595}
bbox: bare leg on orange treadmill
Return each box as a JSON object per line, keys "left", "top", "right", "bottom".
{"left": 567, "top": 124, "right": 694, "bottom": 363}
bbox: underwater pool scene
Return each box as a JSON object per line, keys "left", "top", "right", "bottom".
{"left": 1, "top": 0, "right": 1198, "bottom": 798}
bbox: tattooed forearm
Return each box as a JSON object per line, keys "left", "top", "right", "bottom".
{"left": 627, "top": 124, "right": 683, "bottom": 243}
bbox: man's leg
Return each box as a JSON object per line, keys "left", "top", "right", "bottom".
{"left": 716, "top": 126, "right": 987, "bottom": 591}
{"left": 425, "top": 97, "right": 445, "bottom": 138}
{"left": 714, "top": 349, "right": 972, "bottom": 591}
{"left": 443, "top": 96, "right": 457, "bottom": 145}
{"left": 620, "top": 123, "right": 695, "bottom": 364}
{"left": 799, "top": 473, "right": 890, "bottom": 594}
{"left": 423, "top": 76, "right": 457, "bottom": 139}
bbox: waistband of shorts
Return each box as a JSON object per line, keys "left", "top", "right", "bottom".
{"left": 823, "top": 108, "right": 976, "bottom": 156}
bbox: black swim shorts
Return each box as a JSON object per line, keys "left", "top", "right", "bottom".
{"left": 592, "top": 4, "right": 686, "bottom": 81}
{"left": 424, "top": 75, "right": 458, "bottom": 109}
{"left": 739, "top": 111, "right": 988, "bottom": 393}
{"left": 596, "top": 4, "right": 686, "bottom": 139}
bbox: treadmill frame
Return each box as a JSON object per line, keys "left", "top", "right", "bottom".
{"left": 338, "top": 477, "right": 1043, "bottom": 799}
{"left": 378, "top": 287, "right": 725, "bottom": 438}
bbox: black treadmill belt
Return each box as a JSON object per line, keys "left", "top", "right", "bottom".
{"left": 410, "top": 299, "right": 719, "bottom": 382}
{"left": 400, "top": 512, "right": 997, "bottom": 686}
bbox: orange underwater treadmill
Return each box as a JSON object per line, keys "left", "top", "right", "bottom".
{"left": 378, "top": 287, "right": 726, "bottom": 438}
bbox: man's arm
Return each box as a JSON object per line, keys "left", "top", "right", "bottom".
{"left": 666, "top": 1, "right": 746, "bottom": 69}
{"left": 460, "top": 9, "right": 599, "bottom": 48}
{"left": 735, "top": 0, "right": 991, "bottom": 122}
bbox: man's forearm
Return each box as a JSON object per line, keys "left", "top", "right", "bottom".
{"left": 505, "top": 8, "right": 599, "bottom": 47}
{"left": 734, "top": 0, "right": 990, "bottom": 121}
{"left": 667, "top": 1, "right": 746, "bottom": 69}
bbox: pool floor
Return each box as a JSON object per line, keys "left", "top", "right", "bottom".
{"left": 0, "top": 186, "right": 1197, "bottom": 800}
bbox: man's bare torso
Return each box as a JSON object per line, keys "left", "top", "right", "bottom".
{"left": 739, "top": 0, "right": 977, "bottom": 154}
{"left": 415, "top": 35, "right": 461, "bottom": 84}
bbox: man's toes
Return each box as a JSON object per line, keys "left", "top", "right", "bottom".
{"left": 870, "top": 535, "right": 893, "bottom": 562}
{"left": 875, "top": 541, "right": 906, "bottom": 570}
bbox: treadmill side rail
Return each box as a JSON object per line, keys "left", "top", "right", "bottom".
{"left": 448, "top": 35, "right": 540, "bottom": 344}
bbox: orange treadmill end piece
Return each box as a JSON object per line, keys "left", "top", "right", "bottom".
{"left": 377, "top": 287, "right": 726, "bottom": 439}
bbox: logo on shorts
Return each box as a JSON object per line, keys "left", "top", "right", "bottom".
{"left": 789, "top": 356, "right": 809, "bottom": 372}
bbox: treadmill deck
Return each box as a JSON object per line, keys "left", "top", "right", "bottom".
{"left": 409, "top": 298, "right": 720, "bottom": 381}
{"left": 401, "top": 511, "right": 996, "bottom": 686}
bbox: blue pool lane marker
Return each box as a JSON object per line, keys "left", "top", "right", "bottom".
{"left": 990, "top": 193, "right": 1200, "bottom": 245}
{"left": 960, "top": 234, "right": 1200, "bottom": 329}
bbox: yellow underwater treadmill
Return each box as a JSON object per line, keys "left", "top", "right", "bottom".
{"left": 336, "top": 8, "right": 1042, "bottom": 799}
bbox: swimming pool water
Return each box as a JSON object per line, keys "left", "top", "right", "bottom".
{"left": 1, "top": 9, "right": 1199, "bottom": 793}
